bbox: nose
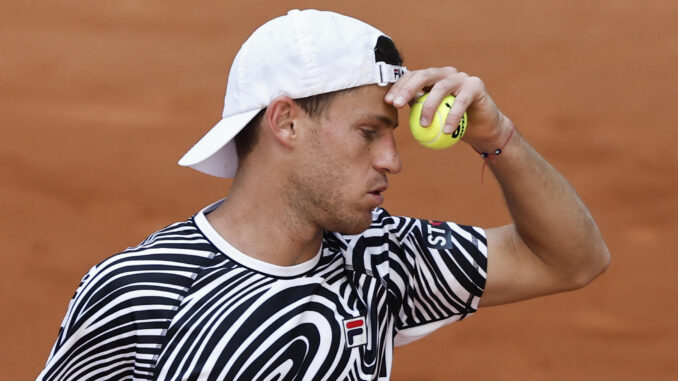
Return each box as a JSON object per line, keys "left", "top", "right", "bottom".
{"left": 374, "top": 134, "right": 402, "bottom": 174}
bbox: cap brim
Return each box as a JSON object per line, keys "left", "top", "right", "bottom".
{"left": 178, "top": 109, "right": 262, "bottom": 178}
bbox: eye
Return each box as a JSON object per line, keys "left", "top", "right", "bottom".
{"left": 360, "top": 128, "right": 377, "bottom": 140}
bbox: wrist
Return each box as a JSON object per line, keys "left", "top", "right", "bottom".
{"left": 469, "top": 116, "right": 515, "bottom": 154}
{"left": 469, "top": 117, "right": 516, "bottom": 185}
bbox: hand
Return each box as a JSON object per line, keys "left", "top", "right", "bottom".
{"left": 384, "top": 66, "right": 514, "bottom": 152}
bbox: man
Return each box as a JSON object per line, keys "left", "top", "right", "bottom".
{"left": 38, "top": 9, "right": 609, "bottom": 380}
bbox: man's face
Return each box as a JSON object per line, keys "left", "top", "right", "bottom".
{"left": 287, "top": 85, "right": 401, "bottom": 234}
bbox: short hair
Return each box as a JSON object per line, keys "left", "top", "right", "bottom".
{"left": 235, "top": 36, "right": 403, "bottom": 162}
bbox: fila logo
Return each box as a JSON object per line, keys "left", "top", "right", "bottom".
{"left": 424, "top": 220, "right": 453, "bottom": 249}
{"left": 343, "top": 317, "right": 367, "bottom": 348}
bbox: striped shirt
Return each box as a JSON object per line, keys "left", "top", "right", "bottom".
{"left": 39, "top": 200, "right": 487, "bottom": 380}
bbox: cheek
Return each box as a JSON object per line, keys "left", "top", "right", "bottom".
{"left": 313, "top": 127, "right": 374, "bottom": 189}
{"left": 300, "top": 144, "right": 345, "bottom": 196}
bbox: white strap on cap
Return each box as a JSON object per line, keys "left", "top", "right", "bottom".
{"left": 375, "top": 62, "right": 408, "bottom": 86}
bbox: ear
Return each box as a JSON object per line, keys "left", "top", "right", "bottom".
{"left": 264, "top": 96, "right": 303, "bottom": 148}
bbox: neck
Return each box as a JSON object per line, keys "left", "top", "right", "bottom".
{"left": 206, "top": 169, "right": 323, "bottom": 267}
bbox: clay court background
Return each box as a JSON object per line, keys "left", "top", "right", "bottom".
{"left": 2, "top": 0, "right": 677, "bottom": 379}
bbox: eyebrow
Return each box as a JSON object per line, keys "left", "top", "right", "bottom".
{"left": 365, "top": 114, "right": 399, "bottom": 129}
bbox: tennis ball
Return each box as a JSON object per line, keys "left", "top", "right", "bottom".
{"left": 409, "top": 93, "right": 467, "bottom": 149}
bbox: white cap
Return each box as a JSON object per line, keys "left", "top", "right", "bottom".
{"left": 178, "top": 9, "right": 407, "bottom": 178}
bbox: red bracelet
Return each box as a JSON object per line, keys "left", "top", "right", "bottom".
{"left": 473, "top": 126, "right": 515, "bottom": 184}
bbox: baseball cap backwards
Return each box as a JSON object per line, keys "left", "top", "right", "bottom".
{"left": 178, "top": 9, "right": 407, "bottom": 178}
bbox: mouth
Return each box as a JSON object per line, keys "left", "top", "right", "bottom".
{"left": 367, "top": 185, "right": 388, "bottom": 206}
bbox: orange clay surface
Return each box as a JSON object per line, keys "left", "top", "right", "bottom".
{"left": 2, "top": 1, "right": 677, "bottom": 379}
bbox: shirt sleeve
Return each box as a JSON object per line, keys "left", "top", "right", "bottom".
{"left": 37, "top": 265, "right": 119, "bottom": 381}
{"left": 385, "top": 215, "right": 488, "bottom": 346}
{"left": 36, "top": 253, "right": 189, "bottom": 380}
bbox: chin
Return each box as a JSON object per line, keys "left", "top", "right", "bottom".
{"left": 328, "top": 211, "right": 373, "bottom": 235}
{"left": 337, "top": 225, "right": 370, "bottom": 235}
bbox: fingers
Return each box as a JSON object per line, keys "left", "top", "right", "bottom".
{"left": 384, "top": 70, "right": 422, "bottom": 107}
{"left": 426, "top": 73, "right": 467, "bottom": 130}
{"left": 443, "top": 76, "right": 485, "bottom": 134}
{"left": 386, "top": 67, "right": 459, "bottom": 110}
{"left": 385, "top": 67, "right": 485, "bottom": 133}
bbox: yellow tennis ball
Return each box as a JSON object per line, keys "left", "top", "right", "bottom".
{"left": 409, "top": 93, "right": 468, "bottom": 149}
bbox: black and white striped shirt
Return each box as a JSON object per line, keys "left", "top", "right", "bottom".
{"left": 39, "top": 201, "right": 487, "bottom": 380}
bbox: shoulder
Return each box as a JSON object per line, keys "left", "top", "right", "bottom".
{"left": 371, "top": 208, "right": 487, "bottom": 251}
{"left": 41, "top": 218, "right": 219, "bottom": 376}
{"left": 97, "top": 219, "right": 215, "bottom": 269}
{"left": 80, "top": 218, "right": 220, "bottom": 303}
{"left": 328, "top": 208, "right": 483, "bottom": 245}
{"left": 114, "top": 217, "right": 218, "bottom": 264}
{"left": 326, "top": 208, "right": 487, "bottom": 269}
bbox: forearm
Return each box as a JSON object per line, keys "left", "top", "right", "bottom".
{"left": 481, "top": 119, "right": 610, "bottom": 286}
